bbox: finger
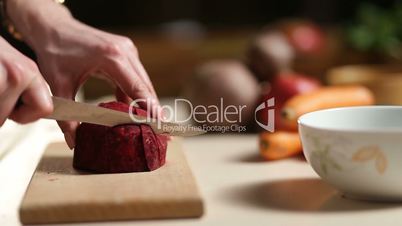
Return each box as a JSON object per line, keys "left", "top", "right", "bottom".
{"left": 9, "top": 77, "right": 53, "bottom": 124}
{"left": 0, "top": 90, "right": 20, "bottom": 126}
{"left": 0, "top": 71, "right": 29, "bottom": 125}
{"left": 57, "top": 120, "right": 79, "bottom": 150}
{"left": 0, "top": 65, "right": 13, "bottom": 126}
{"left": 115, "top": 86, "right": 165, "bottom": 120}
{"left": 103, "top": 59, "right": 159, "bottom": 115}
{"left": 127, "top": 57, "right": 164, "bottom": 118}
{"left": 0, "top": 61, "right": 31, "bottom": 125}
{"left": 115, "top": 86, "right": 132, "bottom": 104}
{"left": 128, "top": 55, "right": 165, "bottom": 119}
{"left": 0, "top": 64, "right": 7, "bottom": 95}
{"left": 51, "top": 83, "right": 79, "bottom": 150}
{"left": 129, "top": 56, "right": 158, "bottom": 101}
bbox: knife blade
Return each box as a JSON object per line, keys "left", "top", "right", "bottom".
{"left": 46, "top": 97, "right": 205, "bottom": 137}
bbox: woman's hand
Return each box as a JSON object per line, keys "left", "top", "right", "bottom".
{"left": 34, "top": 22, "right": 160, "bottom": 149}
{"left": 6, "top": 0, "right": 160, "bottom": 148}
{"left": 0, "top": 37, "right": 53, "bottom": 126}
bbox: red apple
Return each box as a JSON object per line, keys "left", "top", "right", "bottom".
{"left": 257, "top": 72, "right": 321, "bottom": 131}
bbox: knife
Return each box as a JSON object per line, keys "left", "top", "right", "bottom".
{"left": 45, "top": 97, "right": 205, "bottom": 137}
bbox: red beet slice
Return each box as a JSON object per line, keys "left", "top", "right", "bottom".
{"left": 140, "top": 124, "right": 160, "bottom": 170}
{"left": 156, "top": 135, "right": 168, "bottom": 165}
{"left": 73, "top": 101, "right": 169, "bottom": 173}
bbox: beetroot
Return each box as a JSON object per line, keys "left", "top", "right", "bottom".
{"left": 73, "top": 101, "right": 168, "bottom": 173}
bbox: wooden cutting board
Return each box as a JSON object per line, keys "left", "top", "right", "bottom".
{"left": 19, "top": 139, "right": 204, "bottom": 224}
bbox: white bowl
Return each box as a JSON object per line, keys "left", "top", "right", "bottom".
{"left": 299, "top": 106, "right": 402, "bottom": 201}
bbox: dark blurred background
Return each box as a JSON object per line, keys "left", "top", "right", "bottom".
{"left": 65, "top": 0, "right": 399, "bottom": 98}
{"left": 66, "top": 0, "right": 392, "bottom": 28}
{"left": 3, "top": 0, "right": 400, "bottom": 100}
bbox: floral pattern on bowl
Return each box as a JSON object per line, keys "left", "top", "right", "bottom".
{"left": 298, "top": 106, "right": 402, "bottom": 201}
{"left": 305, "top": 134, "right": 388, "bottom": 176}
{"left": 352, "top": 145, "right": 387, "bottom": 174}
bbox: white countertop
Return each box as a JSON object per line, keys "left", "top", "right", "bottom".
{"left": 1, "top": 120, "right": 402, "bottom": 226}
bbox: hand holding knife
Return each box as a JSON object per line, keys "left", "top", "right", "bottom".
{"left": 46, "top": 97, "right": 205, "bottom": 137}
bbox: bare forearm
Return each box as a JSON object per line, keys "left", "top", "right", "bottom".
{"left": 5, "top": 0, "right": 75, "bottom": 50}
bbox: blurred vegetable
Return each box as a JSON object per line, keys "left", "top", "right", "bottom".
{"left": 247, "top": 20, "right": 330, "bottom": 82}
{"left": 184, "top": 60, "right": 260, "bottom": 126}
{"left": 278, "top": 20, "right": 326, "bottom": 55}
{"left": 257, "top": 72, "right": 321, "bottom": 130}
{"left": 327, "top": 64, "right": 402, "bottom": 105}
{"left": 269, "top": 73, "right": 321, "bottom": 103}
{"left": 346, "top": 3, "right": 402, "bottom": 59}
{"left": 282, "top": 85, "right": 375, "bottom": 130}
{"left": 259, "top": 131, "right": 302, "bottom": 160}
{"left": 246, "top": 31, "right": 294, "bottom": 81}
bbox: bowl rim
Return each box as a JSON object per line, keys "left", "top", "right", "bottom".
{"left": 298, "top": 106, "right": 402, "bottom": 134}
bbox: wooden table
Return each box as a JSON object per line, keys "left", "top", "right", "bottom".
{"left": 1, "top": 120, "right": 402, "bottom": 226}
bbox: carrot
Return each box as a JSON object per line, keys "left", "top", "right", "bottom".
{"left": 281, "top": 85, "right": 375, "bottom": 130}
{"left": 259, "top": 131, "right": 302, "bottom": 160}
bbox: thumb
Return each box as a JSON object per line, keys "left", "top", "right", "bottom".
{"left": 52, "top": 86, "right": 79, "bottom": 150}
{"left": 58, "top": 120, "right": 79, "bottom": 150}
